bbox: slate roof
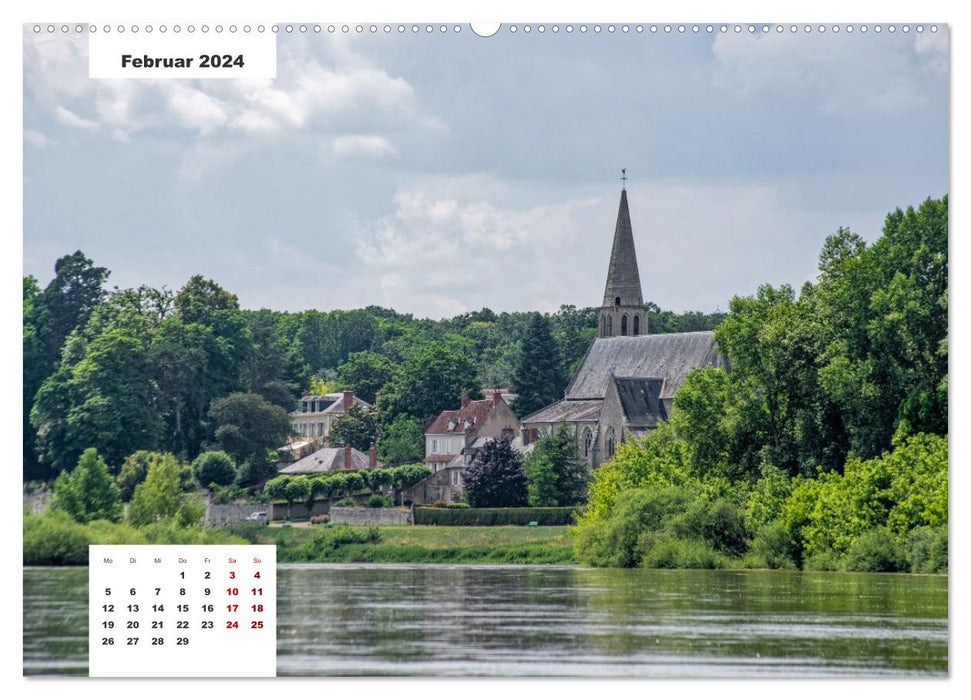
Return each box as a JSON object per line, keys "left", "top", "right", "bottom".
{"left": 521, "top": 398, "right": 603, "bottom": 424}
{"left": 613, "top": 376, "right": 667, "bottom": 427}
{"left": 278, "top": 446, "right": 372, "bottom": 474}
{"left": 602, "top": 188, "right": 643, "bottom": 308}
{"left": 424, "top": 397, "right": 501, "bottom": 435}
{"left": 565, "top": 332, "right": 723, "bottom": 400}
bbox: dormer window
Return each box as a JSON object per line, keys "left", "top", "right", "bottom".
{"left": 447, "top": 420, "right": 456, "bottom": 431}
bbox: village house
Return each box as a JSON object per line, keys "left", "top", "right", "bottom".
{"left": 290, "top": 389, "right": 371, "bottom": 442}
{"left": 278, "top": 443, "right": 380, "bottom": 475}
{"left": 419, "top": 390, "right": 521, "bottom": 499}
{"left": 522, "top": 186, "right": 727, "bottom": 469}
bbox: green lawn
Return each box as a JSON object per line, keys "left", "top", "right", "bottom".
{"left": 229, "top": 524, "right": 577, "bottom": 564}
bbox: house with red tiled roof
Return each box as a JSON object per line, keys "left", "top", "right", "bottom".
{"left": 423, "top": 390, "right": 521, "bottom": 477}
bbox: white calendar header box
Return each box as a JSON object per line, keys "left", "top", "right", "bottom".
{"left": 89, "top": 29, "right": 277, "bottom": 79}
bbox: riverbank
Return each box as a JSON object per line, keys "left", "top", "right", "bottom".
{"left": 229, "top": 523, "right": 578, "bottom": 564}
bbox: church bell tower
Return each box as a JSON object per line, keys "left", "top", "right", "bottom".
{"left": 598, "top": 174, "right": 648, "bottom": 338}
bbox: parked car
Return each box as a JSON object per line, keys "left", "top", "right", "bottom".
{"left": 245, "top": 511, "right": 269, "bottom": 525}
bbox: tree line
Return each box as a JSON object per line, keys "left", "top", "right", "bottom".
{"left": 24, "top": 256, "right": 723, "bottom": 482}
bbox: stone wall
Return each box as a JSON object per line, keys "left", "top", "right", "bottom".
{"left": 329, "top": 506, "right": 413, "bottom": 526}
{"left": 206, "top": 503, "right": 270, "bottom": 528}
{"left": 268, "top": 501, "right": 331, "bottom": 521}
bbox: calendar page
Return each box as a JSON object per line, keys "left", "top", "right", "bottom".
{"left": 88, "top": 546, "right": 276, "bottom": 677}
{"left": 20, "top": 2, "right": 951, "bottom": 685}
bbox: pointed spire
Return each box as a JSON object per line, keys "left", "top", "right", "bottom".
{"left": 601, "top": 187, "right": 643, "bottom": 308}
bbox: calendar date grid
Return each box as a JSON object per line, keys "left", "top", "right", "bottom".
{"left": 89, "top": 545, "right": 276, "bottom": 678}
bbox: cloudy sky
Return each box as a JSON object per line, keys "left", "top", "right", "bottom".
{"left": 23, "top": 24, "right": 949, "bottom": 318}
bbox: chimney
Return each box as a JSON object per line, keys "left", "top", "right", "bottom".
{"left": 342, "top": 389, "right": 354, "bottom": 412}
{"left": 344, "top": 444, "right": 352, "bottom": 469}
{"left": 369, "top": 443, "right": 377, "bottom": 468}
{"left": 492, "top": 389, "right": 502, "bottom": 406}
{"left": 374, "top": 391, "right": 381, "bottom": 407}
{"left": 460, "top": 392, "right": 469, "bottom": 409}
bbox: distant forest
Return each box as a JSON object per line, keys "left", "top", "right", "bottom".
{"left": 23, "top": 256, "right": 724, "bottom": 481}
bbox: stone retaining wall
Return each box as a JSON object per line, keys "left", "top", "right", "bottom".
{"left": 329, "top": 506, "right": 413, "bottom": 526}
{"left": 206, "top": 503, "right": 269, "bottom": 528}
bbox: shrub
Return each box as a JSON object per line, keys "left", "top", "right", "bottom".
{"left": 192, "top": 451, "right": 237, "bottom": 488}
{"left": 842, "top": 528, "right": 906, "bottom": 572}
{"left": 304, "top": 526, "right": 381, "bottom": 559}
{"left": 211, "top": 484, "right": 246, "bottom": 504}
{"left": 309, "top": 514, "right": 331, "bottom": 525}
{"left": 802, "top": 551, "right": 842, "bottom": 571}
{"left": 367, "top": 494, "right": 388, "bottom": 508}
{"left": 333, "top": 497, "right": 358, "bottom": 507}
{"left": 639, "top": 535, "right": 726, "bottom": 570}
{"left": 901, "top": 526, "right": 948, "bottom": 573}
{"left": 23, "top": 511, "right": 90, "bottom": 565}
{"left": 671, "top": 496, "right": 748, "bottom": 556}
{"left": 574, "top": 486, "right": 696, "bottom": 567}
{"left": 748, "top": 520, "right": 797, "bottom": 569}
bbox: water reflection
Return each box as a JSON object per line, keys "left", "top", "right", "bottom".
{"left": 23, "top": 565, "right": 947, "bottom": 677}
{"left": 276, "top": 565, "right": 947, "bottom": 677}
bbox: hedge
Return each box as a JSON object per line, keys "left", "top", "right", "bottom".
{"left": 414, "top": 506, "right": 577, "bottom": 526}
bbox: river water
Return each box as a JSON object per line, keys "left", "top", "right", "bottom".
{"left": 24, "top": 564, "right": 947, "bottom": 677}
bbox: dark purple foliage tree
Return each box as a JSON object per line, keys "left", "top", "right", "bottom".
{"left": 463, "top": 435, "right": 528, "bottom": 508}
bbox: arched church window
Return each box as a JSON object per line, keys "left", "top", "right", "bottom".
{"left": 615, "top": 297, "right": 621, "bottom": 306}
{"left": 583, "top": 428, "right": 593, "bottom": 457}
{"left": 606, "top": 427, "right": 616, "bottom": 457}
{"left": 621, "top": 315, "right": 628, "bottom": 335}
{"left": 633, "top": 315, "right": 640, "bottom": 335}
{"left": 607, "top": 316, "right": 613, "bottom": 335}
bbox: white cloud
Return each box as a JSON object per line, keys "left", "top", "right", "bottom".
{"left": 344, "top": 174, "right": 854, "bottom": 317}
{"left": 23, "top": 31, "right": 440, "bottom": 142}
{"left": 54, "top": 105, "right": 99, "bottom": 129}
{"left": 354, "top": 175, "right": 602, "bottom": 314}
{"left": 167, "top": 85, "right": 229, "bottom": 135}
{"left": 24, "top": 129, "right": 50, "bottom": 147}
{"left": 914, "top": 28, "right": 948, "bottom": 73}
{"left": 711, "top": 31, "right": 946, "bottom": 115}
{"left": 330, "top": 134, "right": 398, "bottom": 160}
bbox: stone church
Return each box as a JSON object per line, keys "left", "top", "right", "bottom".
{"left": 521, "top": 185, "right": 726, "bottom": 468}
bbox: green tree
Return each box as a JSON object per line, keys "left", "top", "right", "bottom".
{"left": 117, "top": 450, "right": 179, "bottom": 501}
{"left": 378, "top": 342, "right": 480, "bottom": 423}
{"left": 337, "top": 351, "right": 394, "bottom": 404}
{"left": 524, "top": 424, "right": 589, "bottom": 506}
{"left": 174, "top": 275, "right": 239, "bottom": 326}
{"left": 24, "top": 252, "right": 110, "bottom": 479}
{"left": 52, "top": 448, "right": 122, "bottom": 523}
{"left": 511, "top": 312, "right": 565, "bottom": 418}
{"left": 328, "top": 404, "right": 378, "bottom": 452}
{"left": 192, "top": 451, "right": 237, "bottom": 489}
{"left": 550, "top": 305, "right": 597, "bottom": 379}
{"left": 377, "top": 416, "right": 424, "bottom": 465}
{"left": 207, "top": 392, "right": 292, "bottom": 466}
{"left": 128, "top": 453, "right": 201, "bottom": 528}
{"left": 31, "top": 328, "right": 160, "bottom": 473}
{"left": 464, "top": 435, "right": 528, "bottom": 508}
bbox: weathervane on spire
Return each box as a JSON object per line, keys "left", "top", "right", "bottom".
{"left": 621, "top": 168, "right": 628, "bottom": 190}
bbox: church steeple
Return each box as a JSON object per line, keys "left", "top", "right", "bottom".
{"left": 598, "top": 179, "right": 648, "bottom": 338}
{"left": 601, "top": 187, "right": 644, "bottom": 308}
